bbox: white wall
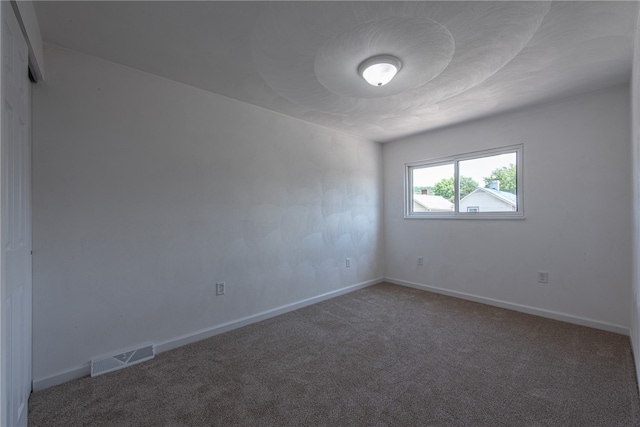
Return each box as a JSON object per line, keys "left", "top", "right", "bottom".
{"left": 32, "top": 46, "right": 383, "bottom": 385}
{"left": 31, "top": 43, "right": 635, "bottom": 390}
{"left": 384, "top": 84, "right": 632, "bottom": 331}
{"left": 630, "top": 9, "right": 640, "bottom": 390}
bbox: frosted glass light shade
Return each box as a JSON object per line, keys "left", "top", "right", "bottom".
{"left": 358, "top": 55, "right": 402, "bottom": 87}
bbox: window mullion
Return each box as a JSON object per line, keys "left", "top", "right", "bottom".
{"left": 454, "top": 160, "right": 460, "bottom": 213}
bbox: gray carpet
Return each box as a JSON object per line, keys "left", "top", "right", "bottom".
{"left": 29, "top": 283, "right": 640, "bottom": 426}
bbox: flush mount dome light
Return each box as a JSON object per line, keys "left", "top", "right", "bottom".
{"left": 358, "top": 55, "right": 402, "bottom": 87}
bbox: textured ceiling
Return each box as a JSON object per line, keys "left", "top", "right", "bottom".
{"left": 34, "top": 1, "right": 638, "bottom": 142}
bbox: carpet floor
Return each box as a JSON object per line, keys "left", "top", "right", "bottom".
{"left": 28, "top": 283, "right": 640, "bottom": 426}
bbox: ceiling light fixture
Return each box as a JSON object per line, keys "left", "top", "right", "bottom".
{"left": 358, "top": 55, "right": 402, "bottom": 87}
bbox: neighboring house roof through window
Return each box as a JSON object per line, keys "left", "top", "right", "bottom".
{"left": 413, "top": 194, "right": 454, "bottom": 211}
{"left": 460, "top": 187, "right": 517, "bottom": 208}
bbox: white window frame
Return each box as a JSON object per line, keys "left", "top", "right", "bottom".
{"left": 404, "top": 144, "right": 524, "bottom": 219}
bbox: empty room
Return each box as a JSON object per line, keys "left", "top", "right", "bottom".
{"left": 1, "top": 0, "right": 640, "bottom": 425}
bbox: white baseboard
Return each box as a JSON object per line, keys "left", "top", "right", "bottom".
{"left": 32, "top": 364, "right": 90, "bottom": 392}
{"left": 154, "top": 277, "right": 383, "bottom": 354}
{"left": 32, "top": 277, "right": 384, "bottom": 392}
{"left": 34, "top": 276, "right": 626, "bottom": 392}
{"left": 386, "top": 277, "right": 630, "bottom": 336}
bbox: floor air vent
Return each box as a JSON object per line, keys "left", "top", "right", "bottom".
{"left": 91, "top": 344, "right": 155, "bottom": 377}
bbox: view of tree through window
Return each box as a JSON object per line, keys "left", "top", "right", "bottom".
{"left": 407, "top": 145, "right": 523, "bottom": 217}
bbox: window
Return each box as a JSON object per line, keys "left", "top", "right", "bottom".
{"left": 405, "top": 144, "right": 523, "bottom": 219}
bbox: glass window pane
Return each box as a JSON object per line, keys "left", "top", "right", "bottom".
{"left": 458, "top": 152, "right": 517, "bottom": 213}
{"left": 411, "top": 163, "right": 455, "bottom": 213}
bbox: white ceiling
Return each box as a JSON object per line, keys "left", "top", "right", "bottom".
{"left": 34, "top": 1, "right": 638, "bottom": 142}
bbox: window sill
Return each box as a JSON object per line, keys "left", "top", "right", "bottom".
{"left": 404, "top": 213, "right": 525, "bottom": 220}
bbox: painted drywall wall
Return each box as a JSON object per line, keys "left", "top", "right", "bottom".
{"left": 631, "top": 9, "right": 640, "bottom": 389}
{"left": 32, "top": 46, "right": 383, "bottom": 384}
{"left": 384, "top": 84, "right": 632, "bottom": 331}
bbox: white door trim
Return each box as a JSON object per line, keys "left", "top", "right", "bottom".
{"left": 0, "top": 1, "right": 32, "bottom": 425}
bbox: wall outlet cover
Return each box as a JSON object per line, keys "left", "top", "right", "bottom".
{"left": 216, "top": 282, "right": 225, "bottom": 295}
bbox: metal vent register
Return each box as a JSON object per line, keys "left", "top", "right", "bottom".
{"left": 91, "top": 345, "right": 155, "bottom": 377}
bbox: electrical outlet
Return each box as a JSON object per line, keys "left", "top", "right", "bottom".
{"left": 346, "top": 258, "right": 351, "bottom": 268}
{"left": 537, "top": 271, "right": 548, "bottom": 284}
{"left": 418, "top": 256, "right": 424, "bottom": 266}
{"left": 215, "top": 282, "right": 225, "bottom": 295}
